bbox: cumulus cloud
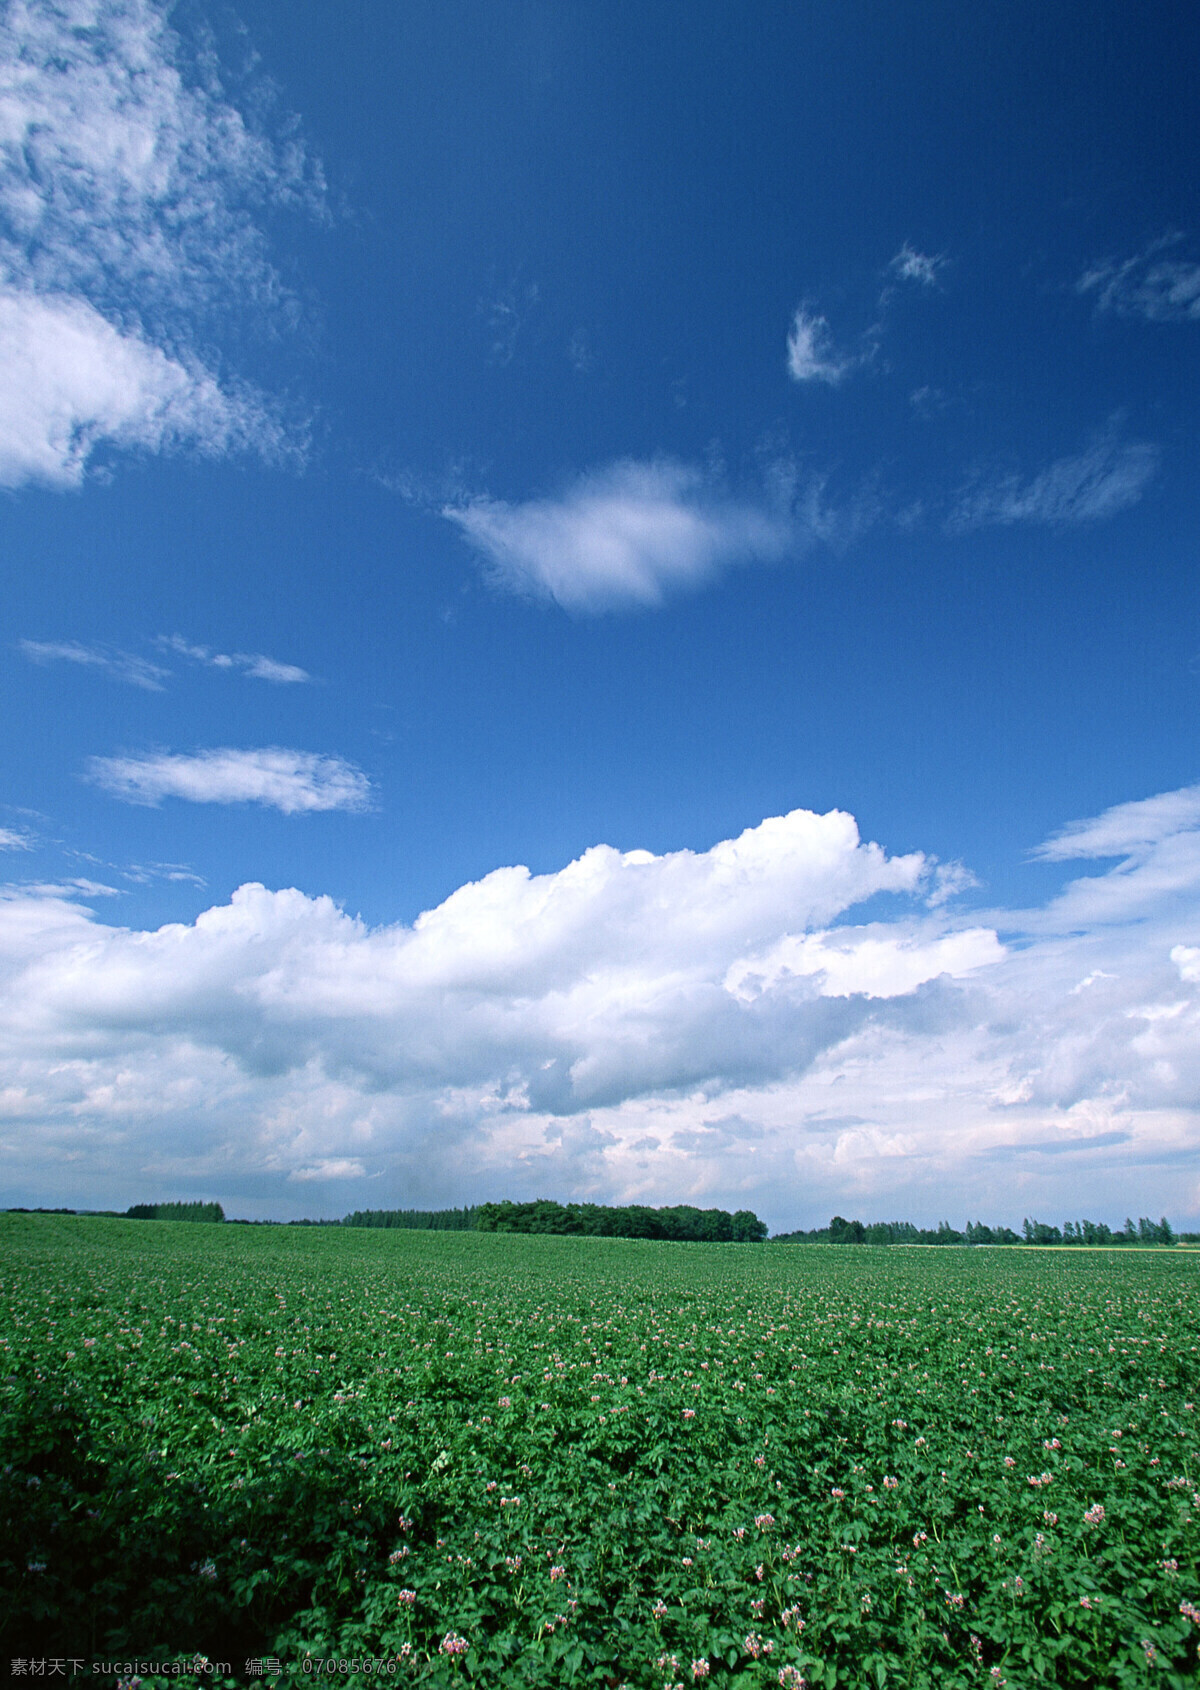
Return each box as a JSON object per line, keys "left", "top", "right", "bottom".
{"left": 86, "top": 748, "right": 371, "bottom": 813}
{"left": 785, "top": 306, "right": 855, "bottom": 384}
{"left": 948, "top": 425, "right": 1158, "bottom": 531}
{"left": 444, "top": 459, "right": 796, "bottom": 611}
{"left": 0, "top": 0, "right": 319, "bottom": 487}
{"left": 6, "top": 790, "right": 1200, "bottom": 1227}
{"left": 20, "top": 636, "right": 169, "bottom": 689}
{"left": 1078, "top": 237, "right": 1200, "bottom": 322}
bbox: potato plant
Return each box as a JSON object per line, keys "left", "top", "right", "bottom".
{"left": 1, "top": 1215, "right": 1198, "bottom": 1688}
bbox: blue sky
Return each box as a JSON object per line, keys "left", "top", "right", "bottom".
{"left": 3, "top": 0, "right": 1200, "bottom": 1229}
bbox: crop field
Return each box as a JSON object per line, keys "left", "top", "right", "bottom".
{"left": 1, "top": 1217, "right": 1199, "bottom": 1690}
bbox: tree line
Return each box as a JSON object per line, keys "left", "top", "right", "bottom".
{"left": 9, "top": 1203, "right": 1192, "bottom": 1244}
{"left": 771, "top": 1214, "right": 1188, "bottom": 1245}
{"left": 472, "top": 1199, "right": 768, "bottom": 1241}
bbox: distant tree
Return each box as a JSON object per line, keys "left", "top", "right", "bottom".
{"left": 829, "top": 1216, "right": 866, "bottom": 1243}
{"left": 473, "top": 1198, "right": 765, "bottom": 1242}
{"left": 125, "top": 1201, "right": 224, "bottom": 1223}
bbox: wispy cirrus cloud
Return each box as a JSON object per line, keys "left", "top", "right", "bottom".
{"left": 1033, "top": 784, "right": 1200, "bottom": 862}
{"left": 21, "top": 635, "right": 311, "bottom": 687}
{"left": 444, "top": 458, "right": 796, "bottom": 612}
{"left": 20, "top": 638, "right": 169, "bottom": 690}
{"left": 785, "top": 306, "right": 858, "bottom": 385}
{"left": 157, "top": 637, "right": 311, "bottom": 684}
{"left": 86, "top": 748, "right": 371, "bottom": 814}
{"left": 888, "top": 244, "right": 946, "bottom": 288}
{"left": 947, "top": 424, "right": 1158, "bottom": 532}
{"left": 0, "top": 0, "right": 322, "bottom": 489}
{"left": 787, "top": 247, "right": 944, "bottom": 390}
{"left": 1078, "top": 236, "right": 1200, "bottom": 322}
{"left": 0, "top": 292, "right": 287, "bottom": 489}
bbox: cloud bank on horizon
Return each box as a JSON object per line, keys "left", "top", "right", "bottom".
{"left": 3, "top": 787, "right": 1200, "bottom": 1229}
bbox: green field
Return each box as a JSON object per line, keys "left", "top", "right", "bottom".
{"left": 2, "top": 1216, "right": 1198, "bottom": 1689}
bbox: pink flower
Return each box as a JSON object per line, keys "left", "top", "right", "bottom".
{"left": 652, "top": 1598, "right": 668, "bottom": 1619}
{"left": 882, "top": 1475, "right": 898, "bottom": 1489}
{"left": 549, "top": 1564, "right": 565, "bottom": 1581}
{"left": 397, "top": 1589, "right": 416, "bottom": 1606}
{"left": 498, "top": 1396, "right": 512, "bottom": 1408}
{"left": 691, "top": 1661, "right": 710, "bottom": 1681}
{"left": 1082, "top": 1503, "right": 1105, "bottom": 1527}
{"left": 439, "top": 1632, "right": 469, "bottom": 1656}
{"left": 778, "top": 1668, "right": 807, "bottom": 1689}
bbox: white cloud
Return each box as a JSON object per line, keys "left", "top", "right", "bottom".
{"left": 86, "top": 748, "right": 371, "bottom": 813}
{"left": 238, "top": 655, "right": 312, "bottom": 685}
{"left": 948, "top": 426, "right": 1158, "bottom": 531}
{"left": 20, "top": 636, "right": 169, "bottom": 689}
{"left": 889, "top": 244, "right": 945, "bottom": 287}
{"left": 6, "top": 790, "right": 1200, "bottom": 1227}
{"left": 786, "top": 306, "right": 854, "bottom": 384}
{"left": 1033, "top": 784, "right": 1200, "bottom": 861}
{"left": 157, "top": 636, "right": 311, "bottom": 684}
{"left": 289, "top": 1158, "right": 367, "bottom": 1183}
{"left": 0, "top": 291, "right": 280, "bottom": 488}
{"left": 0, "top": 827, "right": 31, "bottom": 850}
{"left": 444, "top": 459, "right": 795, "bottom": 611}
{"left": 1078, "top": 237, "right": 1200, "bottom": 322}
{"left": 0, "top": 0, "right": 319, "bottom": 487}
{"left": 724, "top": 925, "right": 1004, "bottom": 1002}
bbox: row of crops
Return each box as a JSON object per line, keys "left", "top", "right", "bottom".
{"left": 1, "top": 1215, "right": 1198, "bottom": 1687}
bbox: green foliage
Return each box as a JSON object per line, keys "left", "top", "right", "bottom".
{"left": 1, "top": 1215, "right": 1198, "bottom": 1688}
{"left": 124, "top": 1201, "right": 225, "bottom": 1223}
{"left": 341, "top": 1208, "right": 478, "bottom": 1231}
{"left": 473, "top": 1198, "right": 767, "bottom": 1242}
{"left": 774, "top": 1217, "right": 1168, "bottom": 1247}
